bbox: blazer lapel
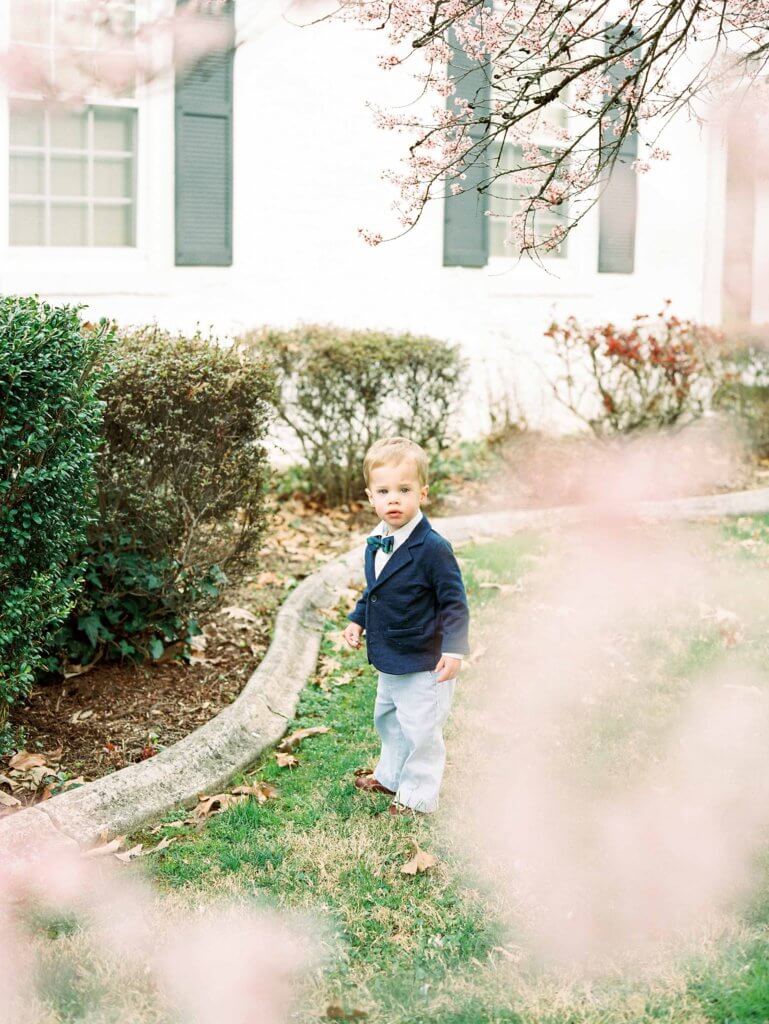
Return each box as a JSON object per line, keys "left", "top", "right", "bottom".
{"left": 369, "top": 514, "right": 430, "bottom": 593}
{"left": 365, "top": 542, "right": 376, "bottom": 589}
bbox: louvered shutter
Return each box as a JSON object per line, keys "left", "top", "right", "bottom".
{"left": 175, "top": 0, "right": 234, "bottom": 266}
{"left": 598, "top": 24, "right": 640, "bottom": 274}
{"left": 443, "top": 7, "right": 491, "bottom": 268}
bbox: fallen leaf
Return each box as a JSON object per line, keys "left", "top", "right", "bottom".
{"left": 189, "top": 634, "right": 208, "bottom": 652}
{"left": 9, "top": 751, "right": 47, "bottom": 771}
{"left": 114, "top": 843, "right": 144, "bottom": 862}
{"left": 0, "top": 791, "right": 21, "bottom": 807}
{"left": 232, "top": 782, "right": 278, "bottom": 804}
{"left": 221, "top": 606, "right": 258, "bottom": 623}
{"left": 69, "top": 709, "right": 94, "bottom": 724}
{"left": 82, "top": 836, "right": 126, "bottom": 858}
{"left": 148, "top": 836, "right": 173, "bottom": 854}
{"left": 255, "top": 570, "right": 284, "bottom": 586}
{"left": 62, "top": 656, "right": 102, "bottom": 678}
{"left": 317, "top": 655, "right": 342, "bottom": 677}
{"left": 274, "top": 751, "right": 299, "bottom": 768}
{"left": 401, "top": 842, "right": 438, "bottom": 876}
{"left": 277, "top": 726, "right": 331, "bottom": 753}
{"left": 156, "top": 640, "right": 186, "bottom": 663}
{"left": 192, "top": 792, "right": 243, "bottom": 821}
{"left": 325, "top": 1006, "right": 368, "bottom": 1021}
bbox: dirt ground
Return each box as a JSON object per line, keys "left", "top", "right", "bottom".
{"left": 3, "top": 430, "right": 766, "bottom": 816}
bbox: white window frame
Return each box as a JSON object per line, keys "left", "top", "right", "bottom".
{"left": 6, "top": 0, "right": 141, "bottom": 250}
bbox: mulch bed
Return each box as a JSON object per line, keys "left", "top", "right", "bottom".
{"left": 2, "top": 432, "right": 766, "bottom": 816}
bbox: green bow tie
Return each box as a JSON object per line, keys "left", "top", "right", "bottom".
{"left": 367, "top": 534, "right": 394, "bottom": 554}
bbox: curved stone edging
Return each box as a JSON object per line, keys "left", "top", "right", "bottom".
{"left": 2, "top": 485, "right": 769, "bottom": 861}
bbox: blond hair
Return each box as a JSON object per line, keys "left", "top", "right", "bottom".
{"left": 363, "top": 437, "right": 429, "bottom": 488}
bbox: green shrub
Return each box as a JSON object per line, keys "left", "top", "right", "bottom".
{"left": 0, "top": 296, "right": 113, "bottom": 732}
{"left": 44, "top": 326, "right": 277, "bottom": 670}
{"left": 242, "top": 324, "right": 467, "bottom": 505}
{"left": 714, "top": 339, "right": 769, "bottom": 457}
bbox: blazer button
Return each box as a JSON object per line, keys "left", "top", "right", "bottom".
{"left": 371, "top": 595, "right": 378, "bottom": 602}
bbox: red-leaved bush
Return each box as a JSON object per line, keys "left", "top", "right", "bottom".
{"left": 545, "top": 301, "right": 726, "bottom": 436}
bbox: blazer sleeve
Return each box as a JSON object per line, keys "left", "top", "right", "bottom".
{"left": 428, "top": 538, "right": 470, "bottom": 655}
{"left": 347, "top": 584, "right": 368, "bottom": 628}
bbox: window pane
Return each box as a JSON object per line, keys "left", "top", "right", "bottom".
{"left": 51, "top": 156, "right": 88, "bottom": 196}
{"left": 95, "top": 3, "right": 136, "bottom": 45}
{"left": 10, "top": 155, "right": 45, "bottom": 196}
{"left": 10, "top": 0, "right": 51, "bottom": 43}
{"left": 56, "top": 0, "right": 94, "bottom": 49}
{"left": 10, "top": 203, "right": 46, "bottom": 245}
{"left": 93, "top": 108, "right": 134, "bottom": 151}
{"left": 51, "top": 203, "right": 88, "bottom": 245}
{"left": 50, "top": 109, "right": 88, "bottom": 150}
{"left": 94, "top": 158, "right": 132, "bottom": 198}
{"left": 94, "top": 204, "right": 133, "bottom": 246}
{"left": 10, "top": 107, "right": 45, "bottom": 148}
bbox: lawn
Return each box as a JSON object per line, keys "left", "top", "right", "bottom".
{"left": 18, "top": 520, "right": 769, "bottom": 1023}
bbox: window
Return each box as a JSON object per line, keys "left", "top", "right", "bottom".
{"left": 8, "top": 1, "right": 138, "bottom": 247}
{"left": 487, "top": 143, "right": 569, "bottom": 259}
{"left": 487, "top": 72, "right": 569, "bottom": 259}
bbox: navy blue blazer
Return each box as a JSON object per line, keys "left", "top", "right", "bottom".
{"left": 347, "top": 513, "right": 470, "bottom": 675}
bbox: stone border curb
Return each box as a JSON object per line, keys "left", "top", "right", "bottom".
{"left": 2, "top": 486, "right": 769, "bottom": 860}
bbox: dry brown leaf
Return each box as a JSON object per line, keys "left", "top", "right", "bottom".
{"left": 401, "top": 842, "right": 438, "bottom": 876}
{"left": 232, "top": 782, "right": 278, "bottom": 804}
{"left": 148, "top": 836, "right": 173, "bottom": 854}
{"left": 82, "top": 835, "right": 126, "bottom": 858}
{"left": 0, "top": 791, "right": 21, "bottom": 807}
{"left": 274, "top": 751, "right": 299, "bottom": 768}
{"left": 325, "top": 1006, "right": 368, "bottom": 1021}
{"left": 277, "top": 726, "right": 331, "bottom": 753}
{"left": 9, "top": 751, "right": 47, "bottom": 771}
{"left": 58, "top": 776, "right": 86, "bottom": 791}
{"left": 148, "top": 819, "right": 186, "bottom": 833}
{"left": 114, "top": 843, "right": 144, "bottom": 863}
{"left": 69, "top": 709, "right": 94, "bottom": 724}
{"left": 192, "top": 792, "right": 242, "bottom": 821}
{"left": 255, "top": 570, "right": 284, "bottom": 586}
{"left": 62, "top": 657, "right": 101, "bottom": 679}
{"left": 189, "top": 633, "right": 208, "bottom": 652}
{"left": 221, "top": 606, "right": 258, "bottom": 623}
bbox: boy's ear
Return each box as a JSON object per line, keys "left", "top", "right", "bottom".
{"left": 365, "top": 488, "right": 374, "bottom": 506}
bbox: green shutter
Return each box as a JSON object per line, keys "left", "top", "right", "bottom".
{"left": 175, "top": 0, "right": 234, "bottom": 267}
{"left": 443, "top": 9, "right": 491, "bottom": 268}
{"left": 598, "top": 24, "right": 640, "bottom": 274}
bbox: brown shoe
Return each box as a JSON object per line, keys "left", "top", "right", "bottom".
{"left": 387, "top": 801, "right": 425, "bottom": 817}
{"left": 354, "top": 774, "right": 395, "bottom": 795}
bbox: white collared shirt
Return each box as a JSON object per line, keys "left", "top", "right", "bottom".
{"left": 368, "top": 508, "right": 463, "bottom": 662}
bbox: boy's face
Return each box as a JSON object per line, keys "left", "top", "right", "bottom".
{"left": 366, "top": 460, "right": 428, "bottom": 529}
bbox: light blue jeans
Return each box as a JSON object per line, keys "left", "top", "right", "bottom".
{"left": 373, "top": 668, "right": 457, "bottom": 813}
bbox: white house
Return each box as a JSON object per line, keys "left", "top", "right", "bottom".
{"left": 1, "top": 0, "right": 766, "bottom": 437}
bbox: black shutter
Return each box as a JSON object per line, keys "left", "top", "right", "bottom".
{"left": 175, "top": 0, "right": 234, "bottom": 267}
{"left": 598, "top": 24, "right": 640, "bottom": 274}
{"left": 443, "top": 8, "right": 491, "bottom": 268}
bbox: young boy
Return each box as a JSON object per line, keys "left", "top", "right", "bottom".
{"left": 343, "top": 437, "right": 470, "bottom": 816}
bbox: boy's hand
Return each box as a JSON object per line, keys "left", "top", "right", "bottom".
{"left": 343, "top": 622, "right": 364, "bottom": 650}
{"left": 434, "top": 655, "right": 461, "bottom": 683}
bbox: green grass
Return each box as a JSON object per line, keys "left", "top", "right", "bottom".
{"left": 20, "top": 520, "right": 769, "bottom": 1023}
